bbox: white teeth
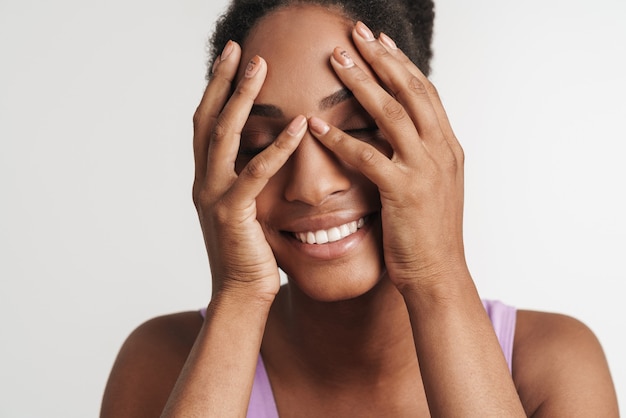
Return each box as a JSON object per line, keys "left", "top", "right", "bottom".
{"left": 315, "top": 230, "right": 329, "bottom": 244}
{"left": 294, "top": 217, "right": 366, "bottom": 245}
{"left": 327, "top": 227, "right": 341, "bottom": 242}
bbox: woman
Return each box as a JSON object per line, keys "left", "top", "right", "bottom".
{"left": 101, "top": 0, "right": 619, "bottom": 416}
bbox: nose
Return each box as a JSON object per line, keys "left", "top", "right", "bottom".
{"left": 283, "top": 133, "right": 351, "bottom": 206}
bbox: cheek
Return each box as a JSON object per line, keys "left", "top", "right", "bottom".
{"left": 345, "top": 169, "right": 382, "bottom": 206}
{"left": 254, "top": 171, "right": 286, "bottom": 228}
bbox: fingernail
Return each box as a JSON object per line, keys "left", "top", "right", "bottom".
{"left": 308, "top": 117, "right": 330, "bottom": 136}
{"left": 333, "top": 48, "right": 354, "bottom": 68}
{"left": 356, "top": 21, "right": 375, "bottom": 41}
{"left": 287, "top": 115, "right": 307, "bottom": 136}
{"left": 221, "top": 40, "right": 234, "bottom": 60}
{"left": 212, "top": 41, "right": 234, "bottom": 74}
{"left": 379, "top": 32, "right": 397, "bottom": 50}
{"left": 245, "top": 56, "right": 261, "bottom": 78}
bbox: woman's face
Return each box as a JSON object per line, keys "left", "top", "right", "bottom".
{"left": 237, "top": 5, "right": 386, "bottom": 302}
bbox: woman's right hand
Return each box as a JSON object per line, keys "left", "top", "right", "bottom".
{"left": 192, "top": 41, "right": 307, "bottom": 302}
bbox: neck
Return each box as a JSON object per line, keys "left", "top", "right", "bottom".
{"left": 263, "top": 276, "right": 419, "bottom": 386}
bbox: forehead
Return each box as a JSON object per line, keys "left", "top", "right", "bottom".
{"left": 239, "top": 5, "right": 367, "bottom": 114}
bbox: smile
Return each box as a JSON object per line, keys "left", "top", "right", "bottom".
{"left": 293, "top": 217, "right": 366, "bottom": 245}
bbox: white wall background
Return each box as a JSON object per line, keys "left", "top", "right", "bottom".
{"left": 1, "top": 0, "right": 624, "bottom": 416}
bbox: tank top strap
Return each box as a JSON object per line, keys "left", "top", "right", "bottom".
{"left": 247, "top": 355, "right": 279, "bottom": 418}
{"left": 200, "top": 298, "right": 516, "bottom": 415}
{"left": 482, "top": 299, "right": 517, "bottom": 372}
{"left": 198, "top": 308, "right": 279, "bottom": 417}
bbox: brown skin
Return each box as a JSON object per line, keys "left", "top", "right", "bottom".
{"left": 101, "top": 5, "right": 619, "bottom": 417}
{"left": 101, "top": 310, "right": 617, "bottom": 417}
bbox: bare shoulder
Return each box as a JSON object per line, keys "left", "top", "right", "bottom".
{"left": 100, "top": 311, "right": 204, "bottom": 418}
{"left": 513, "top": 309, "right": 619, "bottom": 417}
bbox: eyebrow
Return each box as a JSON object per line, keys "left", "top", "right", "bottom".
{"left": 249, "top": 88, "right": 354, "bottom": 118}
{"left": 319, "top": 88, "right": 354, "bottom": 110}
{"left": 249, "top": 103, "right": 283, "bottom": 118}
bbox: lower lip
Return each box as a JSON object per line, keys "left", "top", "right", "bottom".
{"left": 284, "top": 215, "right": 376, "bottom": 260}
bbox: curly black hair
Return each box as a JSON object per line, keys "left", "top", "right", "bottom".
{"left": 207, "top": 0, "right": 435, "bottom": 79}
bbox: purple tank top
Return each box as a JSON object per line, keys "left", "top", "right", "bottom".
{"left": 201, "top": 299, "right": 516, "bottom": 418}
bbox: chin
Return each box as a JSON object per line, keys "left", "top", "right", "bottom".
{"left": 268, "top": 211, "right": 386, "bottom": 302}
{"left": 279, "top": 254, "right": 386, "bottom": 303}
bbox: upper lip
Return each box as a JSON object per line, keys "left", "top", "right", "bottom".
{"left": 280, "top": 211, "right": 374, "bottom": 233}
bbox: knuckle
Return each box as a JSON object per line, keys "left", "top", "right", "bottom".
{"left": 431, "top": 141, "right": 463, "bottom": 175}
{"left": 193, "top": 185, "right": 212, "bottom": 210}
{"left": 408, "top": 76, "right": 428, "bottom": 96}
{"left": 192, "top": 183, "right": 201, "bottom": 207}
{"left": 232, "top": 81, "right": 256, "bottom": 101}
{"left": 192, "top": 106, "right": 203, "bottom": 127}
{"left": 328, "top": 130, "right": 348, "bottom": 147}
{"left": 271, "top": 137, "right": 291, "bottom": 153}
{"left": 244, "top": 155, "right": 270, "bottom": 179}
{"left": 358, "top": 146, "right": 378, "bottom": 166}
{"left": 373, "top": 44, "right": 391, "bottom": 59}
{"left": 441, "top": 151, "right": 458, "bottom": 172}
{"left": 232, "top": 84, "right": 246, "bottom": 98}
{"left": 424, "top": 79, "right": 440, "bottom": 99}
{"left": 354, "top": 69, "right": 370, "bottom": 83}
{"left": 212, "top": 117, "right": 231, "bottom": 141}
{"left": 382, "top": 98, "right": 406, "bottom": 122}
{"left": 365, "top": 44, "right": 393, "bottom": 69}
{"left": 214, "top": 201, "right": 232, "bottom": 224}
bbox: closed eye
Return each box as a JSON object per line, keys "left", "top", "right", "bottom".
{"left": 344, "top": 127, "right": 381, "bottom": 142}
{"left": 238, "top": 144, "right": 271, "bottom": 156}
{"left": 238, "top": 130, "right": 276, "bottom": 157}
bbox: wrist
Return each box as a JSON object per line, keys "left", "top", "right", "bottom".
{"left": 394, "top": 263, "right": 475, "bottom": 304}
{"left": 211, "top": 279, "right": 277, "bottom": 311}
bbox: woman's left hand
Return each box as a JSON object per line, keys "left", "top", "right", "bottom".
{"left": 308, "top": 24, "right": 531, "bottom": 417}
{"left": 308, "top": 22, "right": 468, "bottom": 294}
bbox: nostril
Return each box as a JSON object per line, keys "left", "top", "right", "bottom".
{"left": 283, "top": 139, "right": 352, "bottom": 206}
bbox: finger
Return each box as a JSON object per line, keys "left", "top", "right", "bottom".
{"left": 351, "top": 22, "right": 451, "bottom": 158}
{"left": 329, "top": 47, "right": 425, "bottom": 165}
{"left": 206, "top": 55, "right": 268, "bottom": 193}
{"left": 378, "top": 33, "right": 455, "bottom": 139}
{"left": 225, "top": 116, "right": 307, "bottom": 210}
{"left": 193, "top": 41, "right": 241, "bottom": 184}
{"left": 375, "top": 30, "right": 464, "bottom": 164}
{"left": 308, "top": 116, "right": 399, "bottom": 195}
{"left": 375, "top": 36, "right": 466, "bottom": 204}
